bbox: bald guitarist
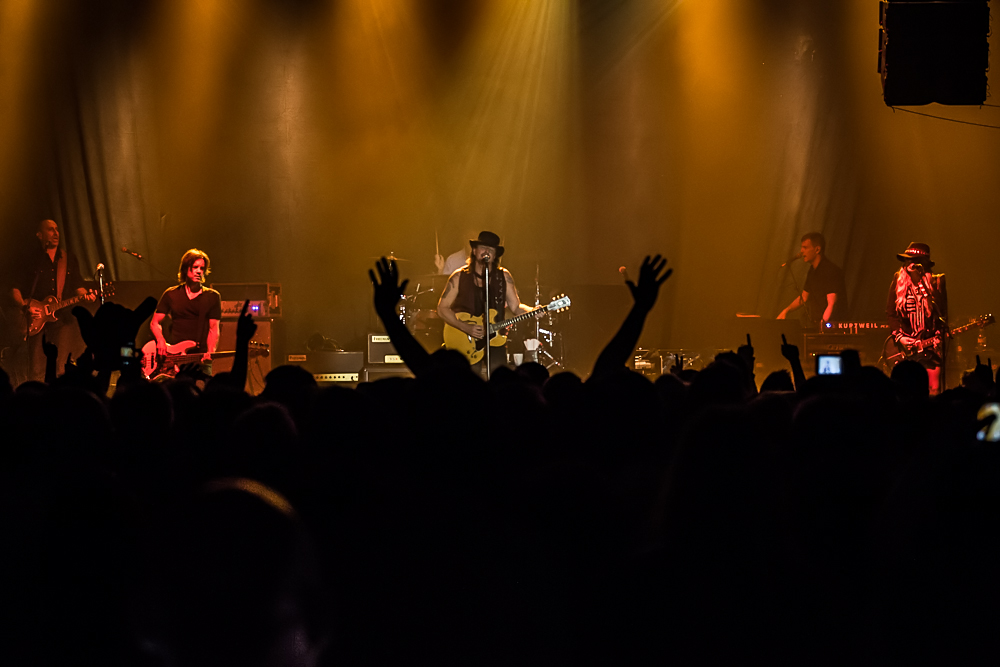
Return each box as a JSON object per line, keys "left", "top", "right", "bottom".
{"left": 11, "top": 219, "right": 96, "bottom": 381}
{"left": 437, "top": 231, "right": 538, "bottom": 372}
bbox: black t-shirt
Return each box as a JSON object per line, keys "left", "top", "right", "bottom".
{"left": 155, "top": 285, "right": 222, "bottom": 349}
{"left": 17, "top": 247, "right": 85, "bottom": 301}
{"left": 803, "top": 257, "right": 847, "bottom": 325}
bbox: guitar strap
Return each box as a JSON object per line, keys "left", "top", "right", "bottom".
{"left": 55, "top": 249, "right": 67, "bottom": 301}
{"left": 194, "top": 292, "right": 209, "bottom": 354}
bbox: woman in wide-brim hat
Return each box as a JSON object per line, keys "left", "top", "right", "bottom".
{"left": 886, "top": 242, "right": 947, "bottom": 394}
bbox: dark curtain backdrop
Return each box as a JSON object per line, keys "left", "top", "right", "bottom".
{"left": 2, "top": 0, "right": 999, "bottom": 370}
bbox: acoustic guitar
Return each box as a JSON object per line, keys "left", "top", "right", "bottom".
{"left": 443, "top": 295, "right": 571, "bottom": 365}
{"left": 140, "top": 339, "right": 270, "bottom": 380}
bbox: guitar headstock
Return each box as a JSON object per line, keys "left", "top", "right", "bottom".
{"left": 977, "top": 313, "right": 996, "bottom": 327}
{"left": 547, "top": 294, "right": 571, "bottom": 313}
{"left": 101, "top": 281, "right": 115, "bottom": 298}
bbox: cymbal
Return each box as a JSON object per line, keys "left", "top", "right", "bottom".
{"left": 371, "top": 254, "right": 411, "bottom": 262}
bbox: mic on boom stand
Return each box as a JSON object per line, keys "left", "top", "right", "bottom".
{"left": 780, "top": 254, "right": 801, "bottom": 268}
{"left": 94, "top": 263, "right": 106, "bottom": 304}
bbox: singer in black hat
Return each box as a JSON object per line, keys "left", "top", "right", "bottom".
{"left": 886, "top": 242, "right": 948, "bottom": 394}
{"left": 437, "top": 231, "right": 538, "bottom": 374}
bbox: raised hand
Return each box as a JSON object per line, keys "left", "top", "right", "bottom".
{"left": 73, "top": 297, "right": 158, "bottom": 373}
{"left": 41, "top": 333, "right": 58, "bottom": 362}
{"left": 670, "top": 352, "right": 684, "bottom": 376}
{"left": 780, "top": 333, "right": 800, "bottom": 363}
{"left": 737, "top": 333, "right": 755, "bottom": 369}
{"left": 624, "top": 254, "right": 672, "bottom": 313}
{"left": 369, "top": 257, "right": 410, "bottom": 316}
{"left": 41, "top": 333, "right": 59, "bottom": 384}
{"left": 367, "top": 257, "right": 430, "bottom": 377}
{"left": 973, "top": 354, "right": 994, "bottom": 390}
{"left": 236, "top": 299, "right": 258, "bottom": 343}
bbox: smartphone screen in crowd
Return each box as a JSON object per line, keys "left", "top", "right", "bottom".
{"left": 816, "top": 354, "right": 842, "bottom": 375}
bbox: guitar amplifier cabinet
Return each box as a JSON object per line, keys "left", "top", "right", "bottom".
{"left": 367, "top": 334, "right": 403, "bottom": 364}
{"left": 363, "top": 366, "right": 414, "bottom": 382}
{"left": 211, "top": 282, "right": 282, "bottom": 318}
{"left": 286, "top": 351, "right": 364, "bottom": 379}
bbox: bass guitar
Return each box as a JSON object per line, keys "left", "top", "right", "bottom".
{"left": 443, "top": 295, "right": 571, "bottom": 365}
{"left": 23, "top": 285, "right": 111, "bottom": 338}
{"left": 140, "top": 339, "right": 270, "bottom": 380}
{"left": 883, "top": 313, "right": 995, "bottom": 368}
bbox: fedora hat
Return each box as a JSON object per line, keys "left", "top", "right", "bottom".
{"left": 897, "top": 242, "right": 934, "bottom": 267}
{"left": 469, "top": 231, "right": 504, "bottom": 258}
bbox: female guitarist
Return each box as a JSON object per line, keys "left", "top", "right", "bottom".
{"left": 885, "top": 242, "right": 948, "bottom": 394}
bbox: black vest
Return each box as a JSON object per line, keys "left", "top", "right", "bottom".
{"left": 452, "top": 265, "right": 506, "bottom": 320}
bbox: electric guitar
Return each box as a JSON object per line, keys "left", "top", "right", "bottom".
{"left": 443, "top": 295, "right": 571, "bottom": 365}
{"left": 883, "top": 313, "right": 995, "bottom": 367}
{"left": 23, "top": 284, "right": 112, "bottom": 338}
{"left": 140, "top": 339, "right": 270, "bottom": 380}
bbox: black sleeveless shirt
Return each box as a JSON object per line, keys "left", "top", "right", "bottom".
{"left": 451, "top": 265, "right": 507, "bottom": 320}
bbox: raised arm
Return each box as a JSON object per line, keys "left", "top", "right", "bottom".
{"left": 370, "top": 257, "right": 431, "bottom": 377}
{"left": 592, "top": 254, "right": 672, "bottom": 380}
{"left": 781, "top": 334, "right": 806, "bottom": 391}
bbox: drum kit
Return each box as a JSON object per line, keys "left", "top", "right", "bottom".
{"left": 382, "top": 254, "right": 568, "bottom": 369}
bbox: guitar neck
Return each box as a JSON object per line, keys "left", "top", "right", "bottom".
{"left": 490, "top": 307, "right": 546, "bottom": 333}
{"left": 54, "top": 294, "right": 88, "bottom": 310}
{"left": 166, "top": 350, "right": 240, "bottom": 363}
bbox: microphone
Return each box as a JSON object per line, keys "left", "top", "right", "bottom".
{"left": 619, "top": 266, "right": 631, "bottom": 282}
{"left": 482, "top": 253, "right": 492, "bottom": 263}
{"left": 95, "top": 262, "right": 105, "bottom": 272}
{"left": 780, "top": 254, "right": 801, "bottom": 267}
{"left": 121, "top": 246, "right": 143, "bottom": 260}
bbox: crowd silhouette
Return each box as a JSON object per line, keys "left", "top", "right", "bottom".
{"left": 2, "top": 255, "right": 999, "bottom": 666}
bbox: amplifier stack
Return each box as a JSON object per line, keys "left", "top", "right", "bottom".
{"left": 211, "top": 282, "right": 283, "bottom": 394}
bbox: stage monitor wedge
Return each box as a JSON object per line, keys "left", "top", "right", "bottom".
{"left": 878, "top": 0, "right": 990, "bottom": 106}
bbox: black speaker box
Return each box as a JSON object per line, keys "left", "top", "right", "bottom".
{"left": 367, "top": 334, "right": 405, "bottom": 364}
{"left": 878, "top": 0, "right": 990, "bottom": 106}
{"left": 286, "top": 351, "right": 364, "bottom": 383}
{"left": 363, "top": 366, "right": 414, "bottom": 382}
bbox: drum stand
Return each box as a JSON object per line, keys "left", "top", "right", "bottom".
{"left": 528, "top": 263, "right": 541, "bottom": 363}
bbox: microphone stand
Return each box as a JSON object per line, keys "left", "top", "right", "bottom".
{"left": 921, "top": 273, "right": 948, "bottom": 389}
{"left": 532, "top": 263, "right": 541, "bottom": 364}
{"left": 775, "top": 255, "right": 803, "bottom": 322}
{"left": 121, "top": 248, "right": 174, "bottom": 280}
{"left": 95, "top": 265, "right": 106, "bottom": 305}
{"left": 483, "top": 256, "right": 491, "bottom": 380}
